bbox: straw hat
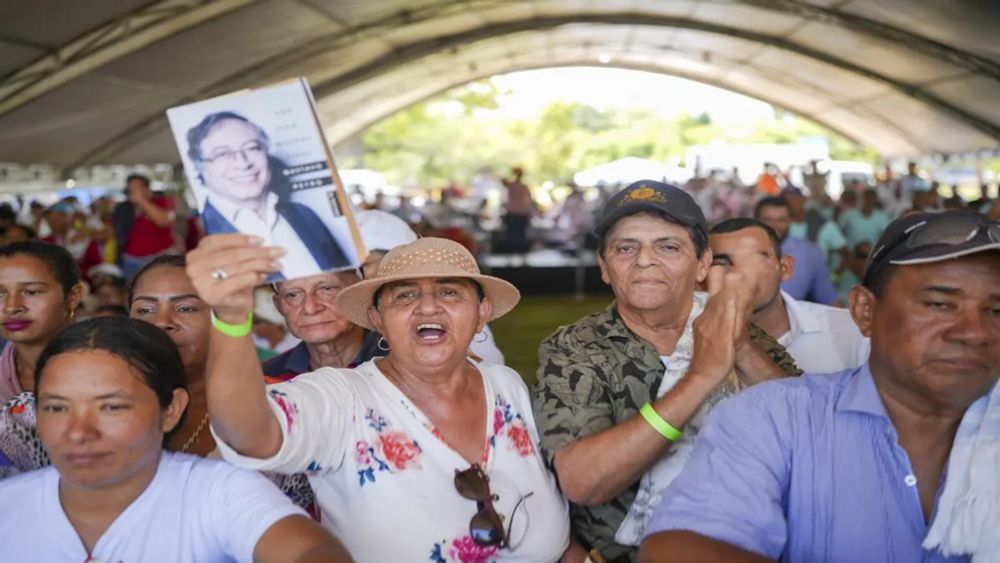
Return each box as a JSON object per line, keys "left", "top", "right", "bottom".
{"left": 335, "top": 237, "right": 520, "bottom": 330}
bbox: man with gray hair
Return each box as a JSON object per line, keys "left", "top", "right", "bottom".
{"left": 533, "top": 180, "right": 800, "bottom": 561}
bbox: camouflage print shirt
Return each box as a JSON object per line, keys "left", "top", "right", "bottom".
{"left": 532, "top": 300, "right": 800, "bottom": 563}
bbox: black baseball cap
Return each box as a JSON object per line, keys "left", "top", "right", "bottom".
{"left": 595, "top": 180, "right": 708, "bottom": 242}
{"left": 862, "top": 211, "right": 1000, "bottom": 288}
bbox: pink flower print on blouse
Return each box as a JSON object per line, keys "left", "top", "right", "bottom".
{"left": 489, "top": 395, "right": 536, "bottom": 457}
{"left": 268, "top": 389, "right": 298, "bottom": 432}
{"left": 379, "top": 431, "right": 421, "bottom": 470}
{"left": 356, "top": 440, "right": 372, "bottom": 466}
{"left": 356, "top": 409, "right": 422, "bottom": 487}
{"left": 429, "top": 535, "right": 498, "bottom": 563}
{"left": 492, "top": 407, "right": 504, "bottom": 435}
{"left": 506, "top": 421, "right": 535, "bottom": 456}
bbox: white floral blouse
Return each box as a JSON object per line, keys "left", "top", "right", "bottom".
{"left": 214, "top": 359, "right": 570, "bottom": 562}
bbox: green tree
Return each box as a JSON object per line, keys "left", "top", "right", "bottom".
{"left": 351, "top": 80, "right": 876, "bottom": 188}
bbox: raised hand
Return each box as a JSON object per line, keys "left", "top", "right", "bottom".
{"left": 186, "top": 234, "right": 283, "bottom": 323}
{"left": 690, "top": 269, "right": 750, "bottom": 384}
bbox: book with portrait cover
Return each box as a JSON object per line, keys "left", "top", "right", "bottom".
{"left": 166, "top": 78, "right": 363, "bottom": 282}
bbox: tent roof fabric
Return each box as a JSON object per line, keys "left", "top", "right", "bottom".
{"left": 0, "top": 0, "right": 997, "bottom": 170}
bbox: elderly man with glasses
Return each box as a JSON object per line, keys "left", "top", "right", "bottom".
{"left": 533, "top": 180, "right": 800, "bottom": 562}
{"left": 262, "top": 269, "right": 385, "bottom": 382}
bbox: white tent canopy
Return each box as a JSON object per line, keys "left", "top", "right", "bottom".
{"left": 0, "top": 0, "right": 997, "bottom": 175}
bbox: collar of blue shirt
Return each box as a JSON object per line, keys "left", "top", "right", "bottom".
{"left": 835, "top": 364, "right": 889, "bottom": 419}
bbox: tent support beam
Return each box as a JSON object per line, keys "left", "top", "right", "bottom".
{"left": 0, "top": 0, "right": 254, "bottom": 117}
{"left": 311, "top": 15, "right": 1000, "bottom": 141}
{"left": 65, "top": 10, "right": 997, "bottom": 169}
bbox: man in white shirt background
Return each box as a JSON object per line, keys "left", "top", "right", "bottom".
{"left": 709, "top": 218, "right": 869, "bottom": 374}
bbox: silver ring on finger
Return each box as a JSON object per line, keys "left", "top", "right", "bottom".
{"left": 211, "top": 268, "right": 229, "bottom": 281}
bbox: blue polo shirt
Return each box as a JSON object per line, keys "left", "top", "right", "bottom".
{"left": 262, "top": 330, "right": 386, "bottom": 382}
{"left": 780, "top": 237, "right": 840, "bottom": 305}
{"left": 645, "top": 365, "right": 970, "bottom": 562}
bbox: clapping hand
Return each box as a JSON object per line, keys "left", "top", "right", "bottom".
{"left": 689, "top": 267, "right": 755, "bottom": 384}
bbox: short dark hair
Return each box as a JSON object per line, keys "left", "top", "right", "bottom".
{"left": 0, "top": 224, "right": 36, "bottom": 240}
{"left": 0, "top": 241, "right": 79, "bottom": 295}
{"left": 864, "top": 264, "right": 896, "bottom": 299}
{"left": 96, "top": 275, "right": 127, "bottom": 291}
{"left": 186, "top": 112, "right": 268, "bottom": 163}
{"left": 597, "top": 211, "right": 707, "bottom": 258}
{"left": 95, "top": 304, "right": 129, "bottom": 317}
{"left": 35, "top": 317, "right": 189, "bottom": 440}
{"left": 128, "top": 254, "right": 187, "bottom": 306}
{"left": 710, "top": 218, "right": 782, "bottom": 258}
{"left": 126, "top": 173, "right": 150, "bottom": 188}
{"left": 754, "top": 197, "right": 790, "bottom": 219}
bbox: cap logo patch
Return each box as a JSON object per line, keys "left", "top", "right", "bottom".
{"left": 620, "top": 185, "right": 667, "bottom": 205}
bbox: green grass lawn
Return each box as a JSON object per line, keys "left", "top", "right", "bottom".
{"left": 491, "top": 294, "right": 612, "bottom": 387}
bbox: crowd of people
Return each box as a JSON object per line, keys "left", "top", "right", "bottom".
{"left": 0, "top": 161, "right": 996, "bottom": 563}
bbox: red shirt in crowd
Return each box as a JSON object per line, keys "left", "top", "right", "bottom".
{"left": 40, "top": 235, "right": 103, "bottom": 284}
{"left": 123, "top": 195, "right": 175, "bottom": 257}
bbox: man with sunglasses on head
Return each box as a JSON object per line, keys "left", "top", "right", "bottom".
{"left": 186, "top": 111, "right": 349, "bottom": 281}
{"left": 641, "top": 211, "right": 1000, "bottom": 562}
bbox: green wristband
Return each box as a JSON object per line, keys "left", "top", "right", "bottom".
{"left": 640, "top": 403, "right": 683, "bottom": 441}
{"left": 211, "top": 311, "right": 253, "bottom": 338}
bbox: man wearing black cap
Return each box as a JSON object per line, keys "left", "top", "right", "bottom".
{"left": 533, "top": 180, "right": 799, "bottom": 562}
{"left": 640, "top": 211, "right": 1000, "bottom": 562}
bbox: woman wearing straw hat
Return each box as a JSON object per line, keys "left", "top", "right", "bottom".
{"left": 186, "top": 234, "right": 569, "bottom": 562}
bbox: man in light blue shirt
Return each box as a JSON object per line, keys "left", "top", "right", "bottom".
{"left": 838, "top": 188, "right": 892, "bottom": 248}
{"left": 783, "top": 187, "right": 848, "bottom": 271}
{"left": 755, "top": 197, "right": 840, "bottom": 305}
{"left": 640, "top": 212, "right": 1000, "bottom": 562}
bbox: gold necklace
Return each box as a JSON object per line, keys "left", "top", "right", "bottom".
{"left": 179, "top": 413, "right": 210, "bottom": 454}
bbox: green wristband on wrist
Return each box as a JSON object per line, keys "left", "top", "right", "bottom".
{"left": 640, "top": 402, "right": 683, "bottom": 441}
{"left": 211, "top": 311, "right": 253, "bottom": 338}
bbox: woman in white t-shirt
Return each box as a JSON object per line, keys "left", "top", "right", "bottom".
{"left": 187, "top": 236, "right": 570, "bottom": 562}
{"left": 0, "top": 316, "right": 351, "bottom": 563}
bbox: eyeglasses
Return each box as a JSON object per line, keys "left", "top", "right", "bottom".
{"left": 201, "top": 141, "right": 266, "bottom": 166}
{"left": 868, "top": 214, "right": 1000, "bottom": 267}
{"left": 276, "top": 281, "right": 342, "bottom": 307}
{"left": 454, "top": 464, "right": 533, "bottom": 547}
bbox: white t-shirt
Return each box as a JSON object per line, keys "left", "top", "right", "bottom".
{"left": 777, "top": 290, "right": 870, "bottom": 374}
{"left": 0, "top": 452, "right": 304, "bottom": 562}
{"left": 616, "top": 292, "right": 716, "bottom": 546}
{"left": 215, "top": 359, "right": 570, "bottom": 562}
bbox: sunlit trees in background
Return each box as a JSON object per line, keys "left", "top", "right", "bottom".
{"left": 341, "top": 79, "right": 877, "bottom": 189}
